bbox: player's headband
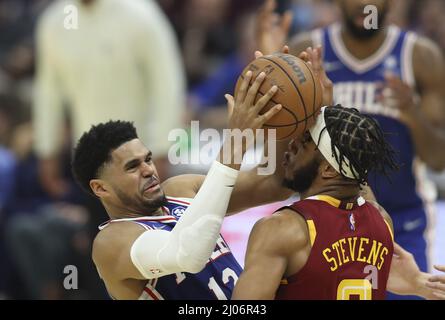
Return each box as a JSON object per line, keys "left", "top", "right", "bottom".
{"left": 309, "top": 106, "right": 359, "bottom": 180}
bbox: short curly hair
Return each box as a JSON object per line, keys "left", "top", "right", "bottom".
{"left": 72, "top": 120, "right": 138, "bottom": 195}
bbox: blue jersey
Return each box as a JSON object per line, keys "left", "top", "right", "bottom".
{"left": 312, "top": 23, "right": 437, "bottom": 218}
{"left": 313, "top": 25, "right": 436, "bottom": 281}
{"left": 99, "top": 196, "right": 242, "bottom": 300}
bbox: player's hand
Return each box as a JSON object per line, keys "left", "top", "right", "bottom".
{"left": 255, "top": 0, "right": 293, "bottom": 55}
{"left": 387, "top": 242, "right": 421, "bottom": 296}
{"left": 225, "top": 71, "right": 282, "bottom": 134}
{"left": 299, "top": 46, "right": 334, "bottom": 106}
{"left": 426, "top": 265, "right": 445, "bottom": 299}
{"left": 388, "top": 242, "right": 445, "bottom": 299}
{"left": 377, "top": 72, "right": 420, "bottom": 126}
{"left": 254, "top": 45, "right": 289, "bottom": 60}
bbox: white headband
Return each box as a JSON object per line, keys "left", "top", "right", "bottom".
{"left": 309, "top": 106, "right": 359, "bottom": 179}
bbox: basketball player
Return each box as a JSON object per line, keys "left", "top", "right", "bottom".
{"left": 256, "top": 0, "right": 445, "bottom": 299}
{"left": 232, "top": 105, "right": 445, "bottom": 300}
{"left": 71, "top": 71, "right": 292, "bottom": 300}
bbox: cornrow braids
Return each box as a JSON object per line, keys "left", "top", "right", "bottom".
{"left": 322, "top": 105, "right": 399, "bottom": 184}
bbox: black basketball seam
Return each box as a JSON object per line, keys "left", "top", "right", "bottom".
{"left": 260, "top": 56, "right": 309, "bottom": 133}
{"left": 255, "top": 90, "right": 299, "bottom": 139}
{"left": 263, "top": 125, "right": 298, "bottom": 140}
{"left": 240, "top": 72, "right": 307, "bottom": 126}
{"left": 256, "top": 90, "right": 300, "bottom": 125}
{"left": 242, "top": 87, "right": 318, "bottom": 126}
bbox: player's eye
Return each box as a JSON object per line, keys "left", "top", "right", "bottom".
{"left": 145, "top": 157, "right": 152, "bottom": 163}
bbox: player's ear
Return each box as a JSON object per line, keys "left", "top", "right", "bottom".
{"left": 321, "top": 161, "right": 339, "bottom": 179}
{"left": 90, "top": 179, "right": 109, "bottom": 198}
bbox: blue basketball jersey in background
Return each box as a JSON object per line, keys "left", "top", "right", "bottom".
{"left": 312, "top": 24, "right": 436, "bottom": 288}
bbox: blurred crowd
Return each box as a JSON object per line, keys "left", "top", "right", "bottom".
{"left": 0, "top": 0, "right": 444, "bottom": 299}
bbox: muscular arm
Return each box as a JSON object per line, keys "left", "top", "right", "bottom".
{"left": 232, "top": 210, "right": 308, "bottom": 299}
{"left": 92, "top": 222, "right": 148, "bottom": 299}
{"left": 163, "top": 139, "right": 294, "bottom": 215}
{"left": 406, "top": 37, "right": 445, "bottom": 170}
{"left": 226, "top": 139, "right": 293, "bottom": 215}
{"left": 368, "top": 200, "right": 445, "bottom": 299}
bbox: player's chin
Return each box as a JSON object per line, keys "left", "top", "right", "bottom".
{"left": 141, "top": 184, "right": 163, "bottom": 198}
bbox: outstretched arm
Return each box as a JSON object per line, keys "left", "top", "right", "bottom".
{"left": 227, "top": 46, "right": 334, "bottom": 215}
{"left": 387, "top": 243, "right": 445, "bottom": 300}
{"left": 368, "top": 201, "right": 445, "bottom": 299}
{"left": 232, "top": 209, "right": 308, "bottom": 299}
{"left": 380, "top": 37, "right": 445, "bottom": 171}
{"left": 93, "top": 72, "right": 282, "bottom": 297}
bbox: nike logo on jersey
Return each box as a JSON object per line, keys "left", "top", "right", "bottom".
{"left": 403, "top": 218, "right": 423, "bottom": 232}
{"left": 323, "top": 61, "right": 344, "bottom": 72}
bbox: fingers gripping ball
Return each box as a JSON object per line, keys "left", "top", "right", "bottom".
{"left": 235, "top": 53, "right": 323, "bottom": 140}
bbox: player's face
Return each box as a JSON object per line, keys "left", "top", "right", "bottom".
{"left": 282, "top": 131, "right": 322, "bottom": 193}
{"left": 337, "top": 0, "right": 389, "bottom": 38}
{"left": 103, "top": 139, "right": 167, "bottom": 213}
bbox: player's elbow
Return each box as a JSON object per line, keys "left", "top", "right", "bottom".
{"left": 426, "top": 158, "right": 445, "bottom": 172}
{"left": 180, "top": 256, "right": 207, "bottom": 274}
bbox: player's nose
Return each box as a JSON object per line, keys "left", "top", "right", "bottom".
{"left": 140, "top": 161, "right": 155, "bottom": 177}
{"left": 288, "top": 139, "right": 299, "bottom": 153}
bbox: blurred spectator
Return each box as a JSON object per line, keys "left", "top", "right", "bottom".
{"left": 0, "top": 0, "right": 51, "bottom": 99}
{"left": 33, "top": 0, "right": 186, "bottom": 200}
{"left": 187, "top": 12, "right": 258, "bottom": 129}
{"left": 0, "top": 93, "right": 105, "bottom": 299}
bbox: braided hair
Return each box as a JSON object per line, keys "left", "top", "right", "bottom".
{"left": 319, "top": 105, "right": 399, "bottom": 184}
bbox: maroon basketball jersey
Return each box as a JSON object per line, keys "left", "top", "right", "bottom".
{"left": 275, "top": 195, "right": 394, "bottom": 300}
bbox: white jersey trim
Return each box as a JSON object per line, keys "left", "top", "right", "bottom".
{"left": 329, "top": 23, "right": 400, "bottom": 74}
{"left": 401, "top": 32, "right": 417, "bottom": 88}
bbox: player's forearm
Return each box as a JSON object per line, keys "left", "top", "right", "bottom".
{"left": 404, "top": 108, "right": 445, "bottom": 170}
{"left": 413, "top": 272, "right": 435, "bottom": 299}
{"left": 217, "top": 136, "right": 246, "bottom": 171}
{"left": 131, "top": 161, "right": 240, "bottom": 278}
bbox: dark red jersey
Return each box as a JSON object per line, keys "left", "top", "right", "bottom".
{"left": 275, "top": 195, "right": 394, "bottom": 300}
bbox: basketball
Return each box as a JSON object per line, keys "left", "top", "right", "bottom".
{"left": 235, "top": 53, "right": 323, "bottom": 140}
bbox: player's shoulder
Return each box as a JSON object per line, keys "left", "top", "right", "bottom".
{"left": 289, "top": 31, "right": 314, "bottom": 56}
{"left": 92, "top": 221, "right": 145, "bottom": 266}
{"left": 162, "top": 174, "right": 205, "bottom": 199}
{"left": 412, "top": 34, "right": 444, "bottom": 68}
{"left": 251, "top": 208, "right": 310, "bottom": 253}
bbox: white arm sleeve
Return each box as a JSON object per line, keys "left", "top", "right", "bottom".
{"left": 130, "top": 161, "right": 238, "bottom": 279}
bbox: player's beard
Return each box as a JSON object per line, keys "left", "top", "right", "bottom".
{"left": 114, "top": 185, "right": 168, "bottom": 215}
{"left": 282, "top": 157, "right": 321, "bottom": 194}
{"left": 341, "top": 2, "right": 389, "bottom": 40}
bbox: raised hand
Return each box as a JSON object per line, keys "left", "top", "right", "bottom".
{"left": 225, "top": 71, "right": 282, "bottom": 134}
{"left": 298, "top": 46, "right": 333, "bottom": 106}
{"left": 255, "top": 0, "right": 293, "bottom": 55}
{"left": 388, "top": 242, "right": 445, "bottom": 299}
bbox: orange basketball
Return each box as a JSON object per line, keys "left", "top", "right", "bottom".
{"left": 235, "top": 53, "right": 323, "bottom": 140}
